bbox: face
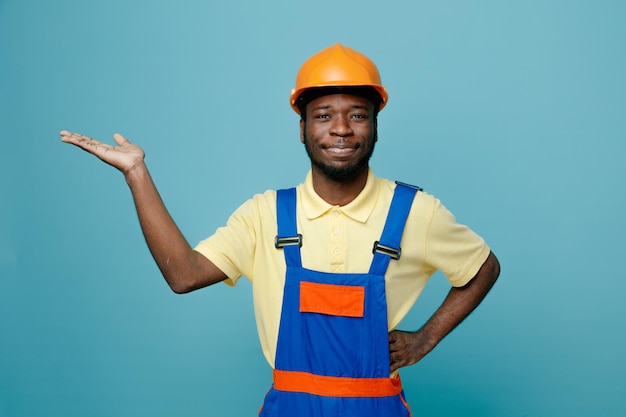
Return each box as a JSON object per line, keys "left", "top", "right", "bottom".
{"left": 301, "top": 93, "right": 378, "bottom": 182}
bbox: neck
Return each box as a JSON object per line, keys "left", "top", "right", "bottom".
{"left": 310, "top": 166, "right": 369, "bottom": 206}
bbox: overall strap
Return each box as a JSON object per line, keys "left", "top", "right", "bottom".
{"left": 369, "top": 182, "right": 420, "bottom": 276}
{"left": 275, "top": 188, "right": 302, "bottom": 268}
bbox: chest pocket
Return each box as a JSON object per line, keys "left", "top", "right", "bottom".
{"left": 299, "top": 281, "right": 365, "bottom": 318}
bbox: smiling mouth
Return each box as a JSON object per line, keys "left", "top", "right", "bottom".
{"left": 325, "top": 146, "right": 357, "bottom": 157}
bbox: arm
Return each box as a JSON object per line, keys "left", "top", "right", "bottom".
{"left": 60, "top": 130, "right": 227, "bottom": 293}
{"left": 388, "top": 251, "right": 500, "bottom": 373}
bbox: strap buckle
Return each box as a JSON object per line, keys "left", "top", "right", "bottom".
{"left": 275, "top": 234, "right": 303, "bottom": 249}
{"left": 372, "top": 241, "right": 401, "bottom": 260}
{"left": 394, "top": 181, "right": 423, "bottom": 191}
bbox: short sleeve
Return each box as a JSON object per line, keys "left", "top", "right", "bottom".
{"left": 194, "top": 198, "right": 259, "bottom": 287}
{"left": 423, "top": 199, "right": 491, "bottom": 287}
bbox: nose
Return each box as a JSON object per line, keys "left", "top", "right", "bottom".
{"left": 330, "top": 115, "right": 353, "bottom": 137}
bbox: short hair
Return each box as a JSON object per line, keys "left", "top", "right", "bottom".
{"left": 296, "top": 86, "right": 382, "bottom": 120}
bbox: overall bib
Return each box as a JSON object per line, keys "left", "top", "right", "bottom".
{"left": 259, "top": 183, "right": 418, "bottom": 417}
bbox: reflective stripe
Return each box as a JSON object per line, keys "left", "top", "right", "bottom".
{"left": 273, "top": 369, "right": 403, "bottom": 398}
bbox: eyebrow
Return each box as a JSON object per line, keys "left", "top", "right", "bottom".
{"left": 311, "top": 104, "right": 332, "bottom": 111}
{"left": 311, "top": 104, "right": 370, "bottom": 111}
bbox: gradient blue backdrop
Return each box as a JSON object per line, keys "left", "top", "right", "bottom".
{"left": 1, "top": 1, "right": 625, "bottom": 416}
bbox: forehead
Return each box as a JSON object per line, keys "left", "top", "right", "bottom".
{"left": 306, "top": 93, "right": 375, "bottom": 112}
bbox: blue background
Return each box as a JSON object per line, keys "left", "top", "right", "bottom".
{"left": 1, "top": 1, "right": 625, "bottom": 416}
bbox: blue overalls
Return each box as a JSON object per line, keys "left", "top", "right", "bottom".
{"left": 259, "top": 183, "right": 419, "bottom": 417}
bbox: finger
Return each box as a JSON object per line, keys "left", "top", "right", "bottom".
{"left": 112, "top": 133, "right": 129, "bottom": 146}
{"left": 389, "top": 342, "right": 404, "bottom": 353}
{"left": 63, "top": 133, "right": 107, "bottom": 148}
{"left": 389, "top": 351, "right": 410, "bottom": 370}
{"left": 60, "top": 130, "right": 79, "bottom": 142}
{"left": 60, "top": 130, "right": 91, "bottom": 140}
{"left": 62, "top": 134, "right": 117, "bottom": 157}
{"left": 60, "top": 130, "right": 84, "bottom": 141}
{"left": 60, "top": 130, "right": 101, "bottom": 143}
{"left": 389, "top": 357, "right": 400, "bottom": 373}
{"left": 389, "top": 356, "right": 399, "bottom": 368}
{"left": 388, "top": 331, "right": 404, "bottom": 347}
{"left": 388, "top": 340, "right": 398, "bottom": 352}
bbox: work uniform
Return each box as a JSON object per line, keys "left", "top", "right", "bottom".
{"left": 194, "top": 170, "right": 490, "bottom": 413}
{"left": 258, "top": 184, "right": 417, "bottom": 416}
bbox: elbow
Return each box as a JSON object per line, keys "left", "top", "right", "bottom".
{"left": 467, "top": 251, "right": 500, "bottom": 291}
{"left": 492, "top": 251, "right": 501, "bottom": 278}
{"left": 161, "top": 253, "right": 226, "bottom": 294}
{"left": 166, "top": 271, "right": 223, "bottom": 294}
{"left": 170, "top": 282, "right": 193, "bottom": 294}
{"left": 486, "top": 251, "right": 501, "bottom": 287}
{"left": 165, "top": 274, "right": 198, "bottom": 294}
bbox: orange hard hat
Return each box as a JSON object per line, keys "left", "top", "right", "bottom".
{"left": 290, "top": 43, "right": 388, "bottom": 114}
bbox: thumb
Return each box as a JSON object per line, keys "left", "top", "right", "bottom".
{"left": 112, "top": 133, "right": 129, "bottom": 146}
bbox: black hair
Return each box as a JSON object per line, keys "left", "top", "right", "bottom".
{"left": 296, "top": 86, "right": 382, "bottom": 121}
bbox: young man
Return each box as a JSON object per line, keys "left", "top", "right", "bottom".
{"left": 61, "top": 43, "right": 500, "bottom": 417}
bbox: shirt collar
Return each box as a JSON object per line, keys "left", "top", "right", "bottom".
{"left": 300, "top": 169, "right": 379, "bottom": 223}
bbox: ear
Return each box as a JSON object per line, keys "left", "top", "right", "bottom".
{"left": 300, "top": 119, "right": 305, "bottom": 144}
{"left": 373, "top": 118, "right": 378, "bottom": 142}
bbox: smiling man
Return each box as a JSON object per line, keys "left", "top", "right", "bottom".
{"left": 61, "top": 43, "right": 500, "bottom": 417}
{"left": 301, "top": 92, "right": 378, "bottom": 204}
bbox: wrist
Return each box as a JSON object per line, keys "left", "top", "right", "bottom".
{"left": 124, "top": 160, "right": 149, "bottom": 187}
{"left": 413, "top": 327, "right": 440, "bottom": 357}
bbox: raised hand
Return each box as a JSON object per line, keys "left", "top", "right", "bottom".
{"left": 60, "top": 130, "right": 145, "bottom": 176}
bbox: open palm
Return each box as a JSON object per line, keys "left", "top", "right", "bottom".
{"left": 60, "top": 130, "right": 145, "bottom": 175}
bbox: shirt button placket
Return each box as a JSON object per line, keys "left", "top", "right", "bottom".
{"left": 329, "top": 208, "right": 345, "bottom": 272}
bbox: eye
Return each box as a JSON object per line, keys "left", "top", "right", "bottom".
{"left": 314, "top": 113, "right": 330, "bottom": 120}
